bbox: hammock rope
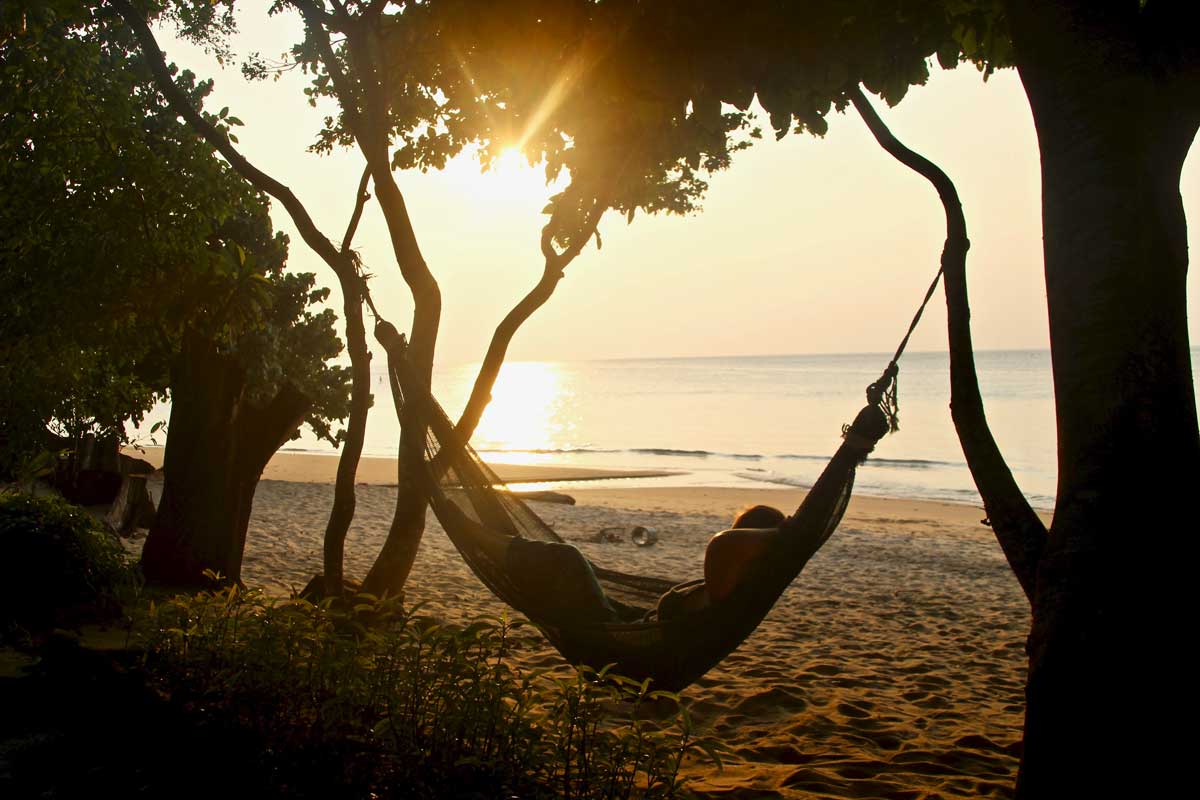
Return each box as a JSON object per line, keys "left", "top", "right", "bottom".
{"left": 867, "top": 263, "right": 945, "bottom": 433}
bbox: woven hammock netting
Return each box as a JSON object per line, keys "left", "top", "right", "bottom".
{"left": 384, "top": 336, "right": 891, "bottom": 691}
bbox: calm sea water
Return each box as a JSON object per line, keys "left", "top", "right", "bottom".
{"left": 134, "top": 349, "right": 1199, "bottom": 511}
{"left": 300, "top": 350, "right": 1060, "bottom": 510}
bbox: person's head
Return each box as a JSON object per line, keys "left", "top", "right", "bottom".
{"left": 731, "top": 504, "right": 785, "bottom": 529}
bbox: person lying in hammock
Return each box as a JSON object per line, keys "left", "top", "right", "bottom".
{"left": 465, "top": 499, "right": 791, "bottom": 625}
{"left": 654, "top": 504, "right": 787, "bottom": 621}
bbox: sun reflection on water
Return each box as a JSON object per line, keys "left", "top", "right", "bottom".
{"left": 470, "top": 361, "right": 575, "bottom": 464}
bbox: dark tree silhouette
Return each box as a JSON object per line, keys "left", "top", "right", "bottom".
{"left": 0, "top": 8, "right": 351, "bottom": 586}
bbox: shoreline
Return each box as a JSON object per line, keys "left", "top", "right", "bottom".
{"left": 133, "top": 446, "right": 1054, "bottom": 521}
{"left": 133, "top": 446, "right": 680, "bottom": 486}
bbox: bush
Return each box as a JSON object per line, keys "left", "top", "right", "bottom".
{"left": 0, "top": 493, "right": 140, "bottom": 635}
{"left": 137, "top": 588, "right": 725, "bottom": 798}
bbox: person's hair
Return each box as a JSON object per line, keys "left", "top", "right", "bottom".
{"left": 731, "top": 504, "right": 786, "bottom": 529}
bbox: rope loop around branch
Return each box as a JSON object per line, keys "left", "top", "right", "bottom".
{"left": 866, "top": 361, "right": 901, "bottom": 433}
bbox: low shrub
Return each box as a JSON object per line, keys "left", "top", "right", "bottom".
{"left": 137, "top": 587, "right": 724, "bottom": 798}
{"left": 0, "top": 493, "right": 140, "bottom": 636}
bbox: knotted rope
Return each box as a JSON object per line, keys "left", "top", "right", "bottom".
{"left": 859, "top": 261, "right": 945, "bottom": 434}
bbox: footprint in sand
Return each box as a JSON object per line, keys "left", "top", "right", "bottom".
{"left": 837, "top": 699, "right": 874, "bottom": 718}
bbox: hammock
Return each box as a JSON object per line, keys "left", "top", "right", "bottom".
{"left": 377, "top": 325, "right": 892, "bottom": 691}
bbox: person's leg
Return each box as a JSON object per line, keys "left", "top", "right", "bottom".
{"left": 507, "top": 539, "right": 617, "bottom": 623}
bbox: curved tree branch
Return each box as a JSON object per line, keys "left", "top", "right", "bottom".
{"left": 336, "top": 14, "right": 440, "bottom": 382}
{"left": 111, "top": 0, "right": 344, "bottom": 275}
{"left": 341, "top": 164, "right": 372, "bottom": 253}
{"left": 849, "top": 85, "right": 1047, "bottom": 603}
{"left": 455, "top": 196, "right": 608, "bottom": 441}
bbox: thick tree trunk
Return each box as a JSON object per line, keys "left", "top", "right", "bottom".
{"left": 1006, "top": 6, "right": 1200, "bottom": 794}
{"left": 142, "top": 334, "right": 310, "bottom": 587}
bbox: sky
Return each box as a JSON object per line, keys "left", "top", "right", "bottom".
{"left": 160, "top": 5, "right": 1200, "bottom": 367}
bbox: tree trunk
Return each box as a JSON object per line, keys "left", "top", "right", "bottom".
{"left": 360, "top": 330, "right": 433, "bottom": 598}
{"left": 1006, "top": 6, "right": 1200, "bottom": 794}
{"left": 321, "top": 280, "right": 372, "bottom": 597}
{"left": 141, "top": 333, "right": 310, "bottom": 587}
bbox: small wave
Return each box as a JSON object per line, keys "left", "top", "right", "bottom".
{"left": 278, "top": 446, "right": 338, "bottom": 456}
{"left": 864, "top": 456, "right": 960, "bottom": 469}
{"left": 475, "top": 447, "right": 618, "bottom": 455}
{"left": 734, "top": 472, "right": 812, "bottom": 489}
{"left": 630, "top": 447, "right": 715, "bottom": 458}
{"left": 628, "top": 447, "right": 764, "bottom": 460}
{"left": 775, "top": 453, "right": 958, "bottom": 470}
{"left": 772, "top": 453, "right": 832, "bottom": 464}
{"left": 478, "top": 444, "right": 953, "bottom": 469}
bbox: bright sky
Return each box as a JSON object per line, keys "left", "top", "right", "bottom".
{"left": 162, "top": 6, "right": 1200, "bottom": 367}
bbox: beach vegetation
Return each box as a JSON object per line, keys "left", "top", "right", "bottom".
{"left": 135, "top": 584, "right": 717, "bottom": 798}
{"left": 0, "top": 493, "right": 140, "bottom": 639}
{"left": 0, "top": 6, "right": 352, "bottom": 585}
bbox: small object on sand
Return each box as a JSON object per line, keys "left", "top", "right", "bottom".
{"left": 631, "top": 526, "right": 658, "bottom": 547}
{"left": 591, "top": 527, "right": 624, "bottom": 543}
{"left": 508, "top": 490, "right": 576, "bottom": 505}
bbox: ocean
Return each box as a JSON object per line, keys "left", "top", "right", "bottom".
{"left": 297, "top": 350, "right": 1062, "bottom": 509}
{"left": 132, "top": 349, "right": 1199, "bottom": 511}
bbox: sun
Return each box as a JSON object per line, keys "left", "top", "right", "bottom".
{"left": 439, "top": 144, "right": 565, "bottom": 211}
{"left": 481, "top": 146, "right": 549, "bottom": 194}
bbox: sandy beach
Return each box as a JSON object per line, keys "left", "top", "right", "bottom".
{"left": 134, "top": 449, "right": 1042, "bottom": 799}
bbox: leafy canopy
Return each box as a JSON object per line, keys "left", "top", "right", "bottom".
{"left": 0, "top": 3, "right": 350, "bottom": 472}
{"left": 261, "top": 1, "right": 1011, "bottom": 247}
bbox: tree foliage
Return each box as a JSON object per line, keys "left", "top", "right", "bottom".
{"left": 248, "top": 1, "right": 1019, "bottom": 251}
{"left": 0, "top": 493, "right": 139, "bottom": 634}
{"left": 0, "top": 4, "right": 350, "bottom": 474}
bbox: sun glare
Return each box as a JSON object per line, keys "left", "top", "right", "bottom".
{"left": 472, "top": 361, "right": 573, "bottom": 461}
{"left": 477, "top": 146, "right": 555, "bottom": 200}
